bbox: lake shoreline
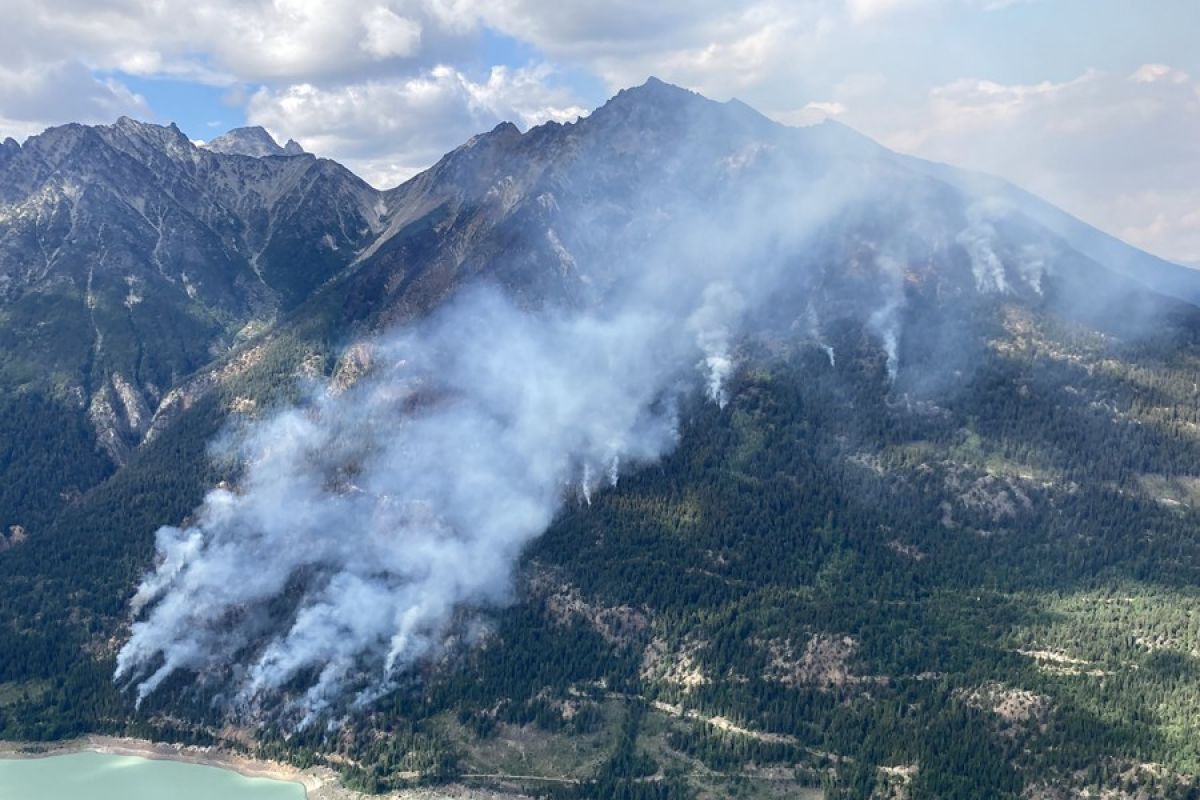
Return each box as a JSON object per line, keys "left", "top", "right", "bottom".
{"left": 0, "top": 736, "right": 532, "bottom": 799}
{"left": 0, "top": 736, "right": 324, "bottom": 797}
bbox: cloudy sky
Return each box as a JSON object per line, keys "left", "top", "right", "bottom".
{"left": 2, "top": 0, "right": 1196, "bottom": 265}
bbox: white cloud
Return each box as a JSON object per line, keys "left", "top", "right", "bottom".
{"left": 0, "top": 1, "right": 461, "bottom": 83}
{"left": 845, "top": 0, "right": 932, "bottom": 22}
{"left": 361, "top": 7, "right": 424, "bottom": 58}
{"left": 248, "top": 64, "right": 586, "bottom": 187}
{"left": 0, "top": 61, "right": 149, "bottom": 139}
{"left": 848, "top": 66, "right": 1200, "bottom": 265}
{"left": 0, "top": 0, "right": 1191, "bottom": 269}
{"left": 847, "top": 0, "right": 1040, "bottom": 20}
{"left": 1113, "top": 191, "right": 1200, "bottom": 268}
{"left": 882, "top": 71, "right": 1099, "bottom": 151}
{"left": 448, "top": 0, "right": 836, "bottom": 97}
{"left": 1131, "top": 63, "right": 1190, "bottom": 85}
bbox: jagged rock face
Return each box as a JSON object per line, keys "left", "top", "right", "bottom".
{"left": 0, "top": 116, "right": 382, "bottom": 462}
{"left": 345, "top": 79, "right": 1200, "bottom": 388}
{"left": 0, "top": 117, "right": 381, "bottom": 309}
{"left": 2, "top": 78, "right": 1197, "bottom": 468}
{"left": 333, "top": 79, "right": 1112, "bottom": 332}
{"left": 0, "top": 524, "right": 27, "bottom": 552}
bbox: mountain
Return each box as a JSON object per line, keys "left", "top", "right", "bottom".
{"left": 4, "top": 79, "right": 1200, "bottom": 799}
{"left": 202, "top": 125, "right": 306, "bottom": 158}
{"left": 0, "top": 115, "right": 383, "bottom": 485}
{"left": 907, "top": 155, "right": 1200, "bottom": 304}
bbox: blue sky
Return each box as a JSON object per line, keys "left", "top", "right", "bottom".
{"left": 106, "top": 75, "right": 242, "bottom": 136}
{"left": 0, "top": 1, "right": 1196, "bottom": 264}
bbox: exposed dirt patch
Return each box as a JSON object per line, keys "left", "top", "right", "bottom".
{"left": 961, "top": 682, "right": 1052, "bottom": 737}
{"left": 875, "top": 764, "right": 917, "bottom": 800}
{"left": 761, "top": 634, "right": 878, "bottom": 689}
{"left": 528, "top": 570, "right": 650, "bottom": 647}
{"left": 1017, "top": 649, "right": 1109, "bottom": 677}
{"left": 887, "top": 539, "right": 926, "bottom": 561}
{"left": 331, "top": 342, "right": 375, "bottom": 393}
{"left": 641, "top": 637, "right": 710, "bottom": 691}
{"left": 1023, "top": 760, "right": 1191, "bottom": 799}
{"left": 229, "top": 396, "right": 257, "bottom": 414}
{"left": 1138, "top": 473, "right": 1200, "bottom": 510}
{"left": 0, "top": 525, "right": 27, "bottom": 552}
{"left": 946, "top": 469, "right": 1032, "bottom": 521}
{"left": 650, "top": 701, "right": 799, "bottom": 746}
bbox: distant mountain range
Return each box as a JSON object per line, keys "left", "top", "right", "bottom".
{"left": 1, "top": 78, "right": 1193, "bottom": 470}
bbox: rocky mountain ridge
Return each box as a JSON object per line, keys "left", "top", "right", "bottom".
{"left": 1, "top": 76, "right": 1196, "bottom": 512}
{"left": 6, "top": 78, "right": 1200, "bottom": 800}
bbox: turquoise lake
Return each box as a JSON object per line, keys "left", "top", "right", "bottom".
{"left": 0, "top": 751, "right": 305, "bottom": 799}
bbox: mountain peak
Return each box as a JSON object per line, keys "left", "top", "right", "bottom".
{"left": 581, "top": 76, "right": 783, "bottom": 146}
{"left": 204, "top": 126, "right": 300, "bottom": 158}
{"left": 584, "top": 76, "right": 712, "bottom": 132}
{"left": 0, "top": 136, "right": 17, "bottom": 169}
{"left": 615, "top": 76, "right": 703, "bottom": 105}
{"left": 108, "top": 116, "right": 193, "bottom": 151}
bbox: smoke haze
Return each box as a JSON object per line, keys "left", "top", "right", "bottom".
{"left": 114, "top": 88, "right": 1083, "bottom": 723}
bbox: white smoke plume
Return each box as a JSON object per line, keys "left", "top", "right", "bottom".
{"left": 957, "top": 200, "right": 1051, "bottom": 297}
{"left": 868, "top": 255, "right": 907, "bottom": 383}
{"left": 114, "top": 284, "right": 740, "bottom": 720}
{"left": 114, "top": 134, "right": 860, "bottom": 721}
{"left": 957, "top": 210, "right": 1010, "bottom": 294}
{"left": 580, "top": 462, "right": 595, "bottom": 506}
{"left": 801, "top": 303, "right": 835, "bottom": 367}
{"left": 687, "top": 283, "right": 746, "bottom": 409}
{"left": 112, "top": 140, "right": 899, "bottom": 722}
{"left": 1018, "top": 243, "right": 1048, "bottom": 296}
{"left": 113, "top": 96, "right": 1030, "bottom": 721}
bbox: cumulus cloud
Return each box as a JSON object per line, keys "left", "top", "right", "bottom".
{"left": 361, "top": 7, "right": 424, "bottom": 58}
{"left": 248, "top": 64, "right": 587, "bottom": 187}
{"left": 0, "top": 61, "right": 149, "bottom": 140}
{"left": 0, "top": 0, "right": 459, "bottom": 83}
{"left": 456, "top": 0, "right": 834, "bottom": 97}
{"left": 0, "top": 1, "right": 1192, "bottom": 264}
{"left": 0, "top": 0, "right": 490, "bottom": 144}
{"left": 1130, "top": 63, "right": 1190, "bottom": 85}
{"left": 844, "top": 0, "right": 932, "bottom": 22}
{"left": 852, "top": 67, "right": 1200, "bottom": 265}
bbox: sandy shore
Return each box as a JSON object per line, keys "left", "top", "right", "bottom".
{"left": 0, "top": 735, "right": 325, "bottom": 795}
{"left": 0, "top": 736, "right": 529, "bottom": 800}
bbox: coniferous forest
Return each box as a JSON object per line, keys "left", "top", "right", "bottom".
{"left": 6, "top": 280, "right": 1200, "bottom": 799}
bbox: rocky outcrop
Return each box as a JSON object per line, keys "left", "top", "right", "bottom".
{"left": 0, "top": 524, "right": 27, "bottom": 552}
{"left": 203, "top": 126, "right": 305, "bottom": 158}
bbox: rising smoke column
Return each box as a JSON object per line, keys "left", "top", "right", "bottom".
{"left": 115, "top": 287, "right": 718, "bottom": 720}
{"left": 867, "top": 254, "right": 907, "bottom": 383}
{"left": 113, "top": 111, "right": 940, "bottom": 720}
{"left": 800, "top": 303, "right": 835, "bottom": 367}
{"left": 687, "top": 282, "right": 746, "bottom": 408}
